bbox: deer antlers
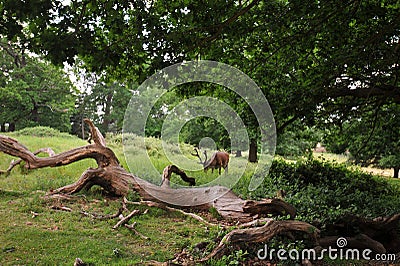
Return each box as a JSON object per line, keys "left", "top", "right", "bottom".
{"left": 192, "top": 147, "right": 204, "bottom": 164}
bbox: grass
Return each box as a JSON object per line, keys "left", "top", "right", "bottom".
{"left": 0, "top": 129, "right": 399, "bottom": 265}
{"left": 0, "top": 132, "right": 221, "bottom": 265}
{"left": 313, "top": 151, "right": 396, "bottom": 178}
{"left": 0, "top": 191, "right": 216, "bottom": 265}
{"left": 314, "top": 151, "right": 400, "bottom": 192}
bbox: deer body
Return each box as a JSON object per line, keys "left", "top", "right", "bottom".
{"left": 193, "top": 148, "right": 229, "bottom": 174}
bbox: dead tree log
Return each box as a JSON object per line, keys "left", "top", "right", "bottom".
{"left": 0, "top": 119, "right": 296, "bottom": 222}
{"left": 323, "top": 213, "right": 400, "bottom": 253}
{"left": 319, "top": 234, "right": 386, "bottom": 254}
{"left": 200, "top": 219, "right": 319, "bottom": 262}
{"left": 161, "top": 164, "right": 195, "bottom": 187}
{"left": 0, "top": 147, "right": 55, "bottom": 175}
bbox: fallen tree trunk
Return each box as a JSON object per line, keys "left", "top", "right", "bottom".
{"left": 0, "top": 119, "right": 295, "bottom": 222}
{"left": 0, "top": 147, "right": 55, "bottom": 175}
{"left": 200, "top": 219, "right": 319, "bottom": 262}
{"left": 322, "top": 213, "right": 400, "bottom": 254}
{"left": 3, "top": 120, "right": 400, "bottom": 263}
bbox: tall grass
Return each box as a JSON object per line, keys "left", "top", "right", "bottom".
{"left": 0, "top": 128, "right": 221, "bottom": 265}
{"left": 0, "top": 131, "right": 95, "bottom": 193}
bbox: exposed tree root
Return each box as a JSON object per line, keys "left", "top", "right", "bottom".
{"left": 323, "top": 213, "right": 400, "bottom": 254}
{"left": 320, "top": 234, "right": 386, "bottom": 254}
{"left": 199, "top": 220, "right": 319, "bottom": 262}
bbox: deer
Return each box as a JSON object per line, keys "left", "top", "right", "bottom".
{"left": 192, "top": 148, "right": 229, "bottom": 174}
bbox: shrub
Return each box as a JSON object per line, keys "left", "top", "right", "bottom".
{"left": 234, "top": 158, "right": 400, "bottom": 225}
{"left": 10, "top": 126, "right": 74, "bottom": 138}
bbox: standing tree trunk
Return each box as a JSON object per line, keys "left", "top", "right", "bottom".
{"left": 248, "top": 139, "right": 257, "bottom": 163}
{"left": 8, "top": 122, "right": 15, "bottom": 132}
{"left": 394, "top": 167, "right": 399, "bottom": 178}
{"left": 235, "top": 150, "right": 242, "bottom": 157}
{"left": 102, "top": 92, "right": 113, "bottom": 133}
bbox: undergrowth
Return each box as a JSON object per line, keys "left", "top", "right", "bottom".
{"left": 234, "top": 158, "right": 400, "bottom": 225}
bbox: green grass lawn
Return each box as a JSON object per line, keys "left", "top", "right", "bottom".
{"left": 1, "top": 130, "right": 399, "bottom": 265}
{"left": 0, "top": 133, "right": 222, "bottom": 265}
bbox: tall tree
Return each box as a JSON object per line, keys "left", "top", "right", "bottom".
{"left": 2, "top": 0, "right": 399, "bottom": 156}
{"left": 0, "top": 40, "right": 76, "bottom": 132}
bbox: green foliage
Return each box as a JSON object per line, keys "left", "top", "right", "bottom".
{"left": 0, "top": 42, "right": 77, "bottom": 132}
{"left": 10, "top": 126, "right": 74, "bottom": 138}
{"left": 379, "top": 155, "right": 400, "bottom": 170}
{"left": 276, "top": 122, "right": 324, "bottom": 158}
{"left": 210, "top": 249, "right": 248, "bottom": 266}
{"left": 70, "top": 62, "right": 134, "bottom": 137}
{"left": 235, "top": 158, "right": 400, "bottom": 225}
{"left": 0, "top": 134, "right": 217, "bottom": 265}
{"left": 3, "top": 0, "right": 399, "bottom": 154}
{"left": 209, "top": 207, "right": 223, "bottom": 220}
{"left": 179, "top": 116, "right": 230, "bottom": 150}
{"left": 325, "top": 103, "right": 400, "bottom": 177}
{"left": 0, "top": 133, "right": 399, "bottom": 264}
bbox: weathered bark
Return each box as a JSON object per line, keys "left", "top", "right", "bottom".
{"left": 324, "top": 213, "right": 400, "bottom": 253}
{"left": 0, "top": 147, "right": 55, "bottom": 175}
{"left": 200, "top": 219, "right": 319, "bottom": 262}
{"left": 319, "top": 234, "right": 386, "bottom": 254}
{"left": 0, "top": 119, "right": 296, "bottom": 222}
{"left": 4, "top": 119, "right": 399, "bottom": 263}
{"left": 161, "top": 164, "right": 195, "bottom": 187}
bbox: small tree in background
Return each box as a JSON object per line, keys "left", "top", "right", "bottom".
{"left": 0, "top": 40, "right": 76, "bottom": 132}
{"left": 332, "top": 104, "right": 400, "bottom": 178}
{"left": 276, "top": 121, "right": 324, "bottom": 158}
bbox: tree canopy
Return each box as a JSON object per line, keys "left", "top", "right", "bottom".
{"left": 326, "top": 103, "right": 400, "bottom": 178}
{"left": 0, "top": 40, "right": 76, "bottom": 132}
{"left": 1, "top": 0, "right": 399, "bottom": 167}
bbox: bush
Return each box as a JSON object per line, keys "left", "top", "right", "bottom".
{"left": 234, "top": 158, "right": 400, "bottom": 225}
{"left": 10, "top": 126, "right": 74, "bottom": 138}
